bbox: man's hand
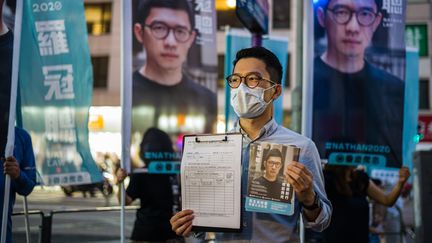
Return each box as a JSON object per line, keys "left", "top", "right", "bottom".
{"left": 284, "top": 161, "right": 315, "bottom": 206}
{"left": 170, "top": 209, "right": 194, "bottom": 237}
{"left": 3, "top": 156, "right": 20, "bottom": 180}
{"left": 398, "top": 166, "right": 410, "bottom": 185}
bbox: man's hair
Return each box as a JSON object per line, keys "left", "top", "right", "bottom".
{"left": 233, "top": 47, "right": 283, "bottom": 84}
{"left": 264, "top": 148, "right": 283, "bottom": 162}
{"left": 317, "top": 0, "right": 382, "bottom": 11}
{"left": 139, "top": 127, "right": 174, "bottom": 165}
{"left": 135, "top": 0, "right": 195, "bottom": 29}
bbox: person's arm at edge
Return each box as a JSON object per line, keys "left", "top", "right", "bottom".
{"left": 367, "top": 166, "right": 410, "bottom": 207}
{"left": 115, "top": 168, "right": 134, "bottom": 205}
{"left": 14, "top": 129, "right": 36, "bottom": 196}
{"left": 301, "top": 139, "right": 332, "bottom": 232}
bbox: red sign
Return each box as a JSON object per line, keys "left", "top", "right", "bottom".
{"left": 418, "top": 113, "right": 432, "bottom": 142}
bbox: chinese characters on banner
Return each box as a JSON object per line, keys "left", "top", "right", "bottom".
{"left": 129, "top": 0, "right": 217, "bottom": 173}
{"left": 18, "top": 0, "right": 102, "bottom": 185}
{"left": 312, "top": 0, "right": 406, "bottom": 168}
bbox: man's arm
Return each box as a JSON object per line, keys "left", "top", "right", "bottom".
{"left": 367, "top": 167, "right": 410, "bottom": 207}
{"left": 11, "top": 130, "right": 37, "bottom": 196}
{"left": 285, "top": 139, "right": 332, "bottom": 232}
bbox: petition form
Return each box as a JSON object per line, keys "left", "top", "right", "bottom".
{"left": 181, "top": 134, "right": 242, "bottom": 231}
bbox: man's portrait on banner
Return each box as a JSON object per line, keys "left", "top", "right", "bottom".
{"left": 312, "top": 0, "right": 405, "bottom": 168}
{"left": 130, "top": 0, "right": 217, "bottom": 168}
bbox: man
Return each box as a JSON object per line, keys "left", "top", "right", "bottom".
{"left": 1, "top": 2, "right": 37, "bottom": 241}
{"left": 171, "top": 47, "right": 331, "bottom": 242}
{"left": 249, "top": 148, "right": 292, "bottom": 201}
{"left": 132, "top": 0, "right": 217, "bottom": 141}
{"left": 313, "top": 0, "right": 404, "bottom": 167}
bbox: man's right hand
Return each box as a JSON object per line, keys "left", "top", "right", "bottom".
{"left": 170, "top": 209, "right": 194, "bottom": 237}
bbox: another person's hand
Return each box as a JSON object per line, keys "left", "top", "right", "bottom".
{"left": 170, "top": 209, "right": 194, "bottom": 237}
{"left": 115, "top": 168, "right": 127, "bottom": 184}
{"left": 3, "top": 156, "right": 20, "bottom": 179}
{"left": 284, "top": 161, "right": 315, "bottom": 206}
{"left": 398, "top": 166, "right": 410, "bottom": 185}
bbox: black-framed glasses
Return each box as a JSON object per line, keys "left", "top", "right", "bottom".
{"left": 267, "top": 160, "right": 282, "bottom": 168}
{"left": 144, "top": 22, "right": 192, "bottom": 43}
{"left": 225, "top": 72, "right": 277, "bottom": 89}
{"left": 326, "top": 6, "right": 378, "bottom": 27}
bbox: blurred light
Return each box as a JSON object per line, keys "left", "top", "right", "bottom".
{"left": 217, "top": 119, "right": 226, "bottom": 133}
{"left": 313, "top": 0, "right": 320, "bottom": 4}
{"left": 227, "top": 0, "right": 236, "bottom": 8}
{"left": 158, "top": 115, "right": 169, "bottom": 130}
{"left": 216, "top": 0, "right": 236, "bottom": 10}
{"left": 88, "top": 114, "right": 104, "bottom": 130}
{"left": 414, "top": 133, "right": 424, "bottom": 143}
{"left": 169, "top": 115, "right": 177, "bottom": 129}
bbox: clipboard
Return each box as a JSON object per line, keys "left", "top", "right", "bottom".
{"left": 181, "top": 133, "right": 243, "bottom": 232}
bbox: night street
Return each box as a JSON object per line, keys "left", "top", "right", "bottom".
{"left": 12, "top": 186, "right": 136, "bottom": 242}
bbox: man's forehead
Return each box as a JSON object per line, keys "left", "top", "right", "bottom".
{"left": 328, "top": 0, "right": 377, "bottom": 9}
{"left": 233, "top": 58, "right": 270, "bottom": 77}
{"left": 267, "top": 156, "right": 282, "bottom": 161}
{"left": 146, "top": 7, "right": 191, "bottom": 27}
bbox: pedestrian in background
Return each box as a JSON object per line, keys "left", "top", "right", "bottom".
{"left": 116, "top": 128, "right": 183, "bottom": 243}
{"left": 322, "top": 165, "right": 410, "bottom": 243}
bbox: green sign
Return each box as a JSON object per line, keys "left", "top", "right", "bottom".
{"left": 406, "top": 24, "right": 428, "bottom": 57}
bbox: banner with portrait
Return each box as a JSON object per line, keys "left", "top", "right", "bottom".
{"left": 311, "top": 0, "right": 406, "bottom": 168}
{"left": 128, "top": 0, "right": 218, "bottom": 173}
{"left": 17, "top": 0, "right": 102, "bottom": 185}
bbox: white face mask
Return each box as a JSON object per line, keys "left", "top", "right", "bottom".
{"left": 230, "top": 83, "right": 275, "bottom": 118}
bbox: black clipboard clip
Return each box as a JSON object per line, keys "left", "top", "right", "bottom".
{"left": 195, "top": 135, "right": 228, "bottom": 143}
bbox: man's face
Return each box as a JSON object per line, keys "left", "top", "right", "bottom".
{"left": 264, "top": 155, "right": 282, "bottom": 180}
{"left": 318, "top": 0, "right": 382, "bottom": 59}
{"left": 134, "top": 7, "right": 196, "bottom": 71}
{"left": 232, "top": 58, "right": 280, "bottom": 103}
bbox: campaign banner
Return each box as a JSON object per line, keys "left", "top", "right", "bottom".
{"left": 224, "top": 28, "right": 288, "bottom": 130}
{"left": 312, "top": 0, "right": 407, "bottom": 168}
{"left": 18, "top": 0, "right": 102, "bottom": 185}
{"left": 127, "top": 0, "right": 218, "bottom": 172}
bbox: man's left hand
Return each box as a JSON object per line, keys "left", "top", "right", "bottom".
{"left": 3, "top": 156, "right": 20, "bottom": 180}
{"left": 284, "top": 161, "right": 315, "bottom": 206}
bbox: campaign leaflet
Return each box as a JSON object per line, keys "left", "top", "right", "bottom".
{"left": 246, "top": 142, "right": 300, "bottom": 215}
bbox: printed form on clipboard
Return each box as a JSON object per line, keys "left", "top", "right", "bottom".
{"left": 246, "top": 142, "right": 300, "bottom": 215}
{"left": 180, "top": 133, "right": 242, "bottom": 232}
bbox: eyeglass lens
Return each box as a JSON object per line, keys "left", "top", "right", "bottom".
{"left": 329, "top": 6, "right": 376, "bottom": 26}
{"left": 226, "top": 73, "right": 264, "bottom": 89}
{"left": 267, "top": 161, "right": 282, "bottom": 167}
{"left": 148, "top": 22, "right": 191, "bottom": 42}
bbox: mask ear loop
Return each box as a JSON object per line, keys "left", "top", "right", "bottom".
{"left": 262, "top": 84, "right": 279, "bottom": 104}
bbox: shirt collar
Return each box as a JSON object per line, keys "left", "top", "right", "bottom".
{"left": 233, "top": 118, "right": 278, "bottom": 142}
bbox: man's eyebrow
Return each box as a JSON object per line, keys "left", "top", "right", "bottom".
{"left": 150, "top": 20, "right": 190, "bottom": 29}
{"left": 331, "top": 4, "right": 376, "bottom": 12}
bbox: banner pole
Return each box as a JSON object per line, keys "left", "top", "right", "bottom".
{"left": 120, "top": 0, "right": 133, "bottom": 241}
{"left": 1, "top": 0, "right": 23, "bottom": 242}
{"left": 23, "top": 197, "right": 31, "bottom": 243}
{"left": 300, "top": 0, "right": 314, "bottom": 242}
